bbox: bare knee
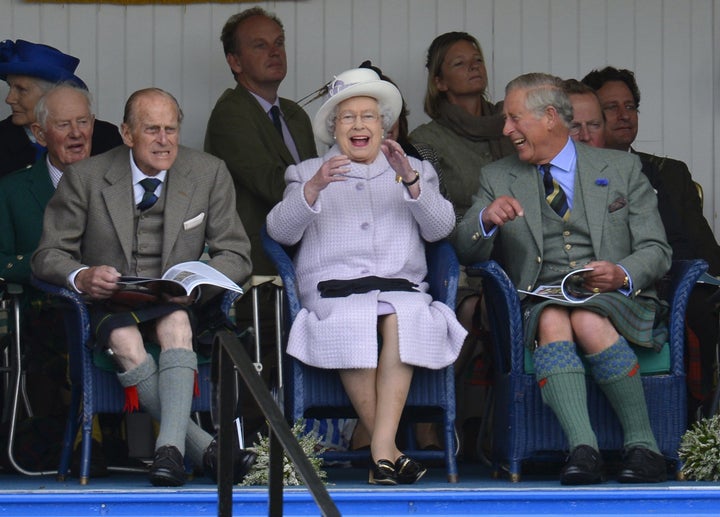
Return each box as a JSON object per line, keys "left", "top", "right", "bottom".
{"left": 570, "top": 309, "right": 619, "bottom": 353}
{"left": 536, "top": 306, "right": 572, "bottom": 345}
{"left": 108, "top": 325, "right": 146, "bottom": 369}
{"left": 155, "top": 310, "right": 193, "bottom": 351}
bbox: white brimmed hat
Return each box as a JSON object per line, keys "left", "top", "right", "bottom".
{"left": 313, "top": 67, "right": 402, "bottom": 145}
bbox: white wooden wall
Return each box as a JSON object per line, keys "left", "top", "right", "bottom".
{"left": 1, "top": 0, "right": 719, "bottom": 233}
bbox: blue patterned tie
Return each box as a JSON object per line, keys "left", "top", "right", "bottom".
{"left": 541, "top": 163, "right": 569, "bottom": 220}
{"left": 137, "top": 178, "right": 161, "bottom": 211}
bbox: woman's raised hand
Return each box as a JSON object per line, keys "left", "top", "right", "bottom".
{"left": 303, "top": 154, "right": 351, "bottom": 206}
{"left": 381, "top": 139, "right": 414, "bottom": 182}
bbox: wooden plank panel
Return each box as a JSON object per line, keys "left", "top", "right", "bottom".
{"left": 465, "top": 0, "right": 497, "bottom": 99}
{"left": 95, "top": 4, "right": 127, "bottom": 130}
{"left": 550, "top": 0, "right": 578, "bottom": 80}
{"left": 322, "top": 0, "right": 353, "bottom": 85}
{"left": 294, "top": 3, "right": 324, "bottom": 106}
{"left": 180, "top": 4, "right": 214, "bottom": 150}
{"left": 660, "top": 0, "right": 691, "bottom": 161}
{"left": 436, "top": 0, "right": 465, "bottom": 35}
{"left": 605, "top": 0, "right": 634, "bottom": 67}
{"left": 634, "top": 0, "right": 663, "bottom": 148}
{"left": 688, "top": 0, "right": 714, "bottom": 224}
{"left": 406, "top": 0, "right": 436, "bottom": 130}
{"left": 578, "top": 0, "right": 606, "bottom": 77}
{"left": 68, "top": 4, "right": 100, "bottom": 101}
{"left": 38, "top": 3, "right": 68, "bottom": 51}
{"left": 493, "top": 0, "right": 523, "bottom": 90}
{"left": 521, "top": 0, "right": 551, "bottom": 75}
{"left": 351, "top": 0, "right": 380, "bottom": 70}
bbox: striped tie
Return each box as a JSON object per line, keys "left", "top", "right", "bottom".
{"left": 541, "top": 163, "right": 569, "bottom": 220}
{"left": 137, "top": 178, "right": 161, "bottom": 211}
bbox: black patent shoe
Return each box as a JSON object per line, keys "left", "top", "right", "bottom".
{"left": 149, "top": 445, "right": 186, "bottom": 487}
{"left": 203, "top": 438, "right": 257, "bottom": 484}
{"left": 560, "top": 445, "right": 604, "bottom": 485}
{"left": 368, "top": 459, "right": 397, "bottom": 485}
{"left": 617, "top": 446, "right": 667, "bottom": 483}
{"left": 395, "top": 455, "right": 427, "bottom": 484}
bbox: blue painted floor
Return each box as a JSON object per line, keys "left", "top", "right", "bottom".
{"left": 1, "top": 461, "right": 720, "bottom": 516}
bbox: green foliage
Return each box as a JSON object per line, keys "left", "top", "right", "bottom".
{"left": 240, "top": 420, "right": 328, "bottom": 486}
{"left": 679, "top": 414, "right": 720, "bottom": 481}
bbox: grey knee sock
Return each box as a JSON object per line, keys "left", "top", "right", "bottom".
{"left": 156, "top": 349, "right": 199, "bottom": 456}
{"left": 118, "top": 353, "right": 212, "bottom": 463}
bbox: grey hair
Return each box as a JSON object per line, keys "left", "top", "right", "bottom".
{"left": 324, "top": 100, "right": 396, "bottom": 139}
{"left": 34, "top": 81, "right": 93, "bottom": 129}
{"left": 506, "top": 73, "right": 574, "bottom": 127}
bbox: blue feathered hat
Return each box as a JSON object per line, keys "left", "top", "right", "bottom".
{"left": 0, "top": 39, "right": 86, "bottom": 88}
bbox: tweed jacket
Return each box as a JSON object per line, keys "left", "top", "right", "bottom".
{"left": 266, "top": 146, "right": 467, "bottom": 370}
{"left": 31, "top": 145, "right": 252, "bottom": 294}
{"left": 204, "top": 84, "right": 317, "bottom": 275}
{"left": 453, "top": 142, "right": 672, "bottom": 299}
{"left": 0, "top": 157, "right": 55, "bottom": 283}
{"left": 0, "top": 115, "right": 123, "bottom": 179}
{"left": 634, "top": 150, "right": 720, "bottom": 275}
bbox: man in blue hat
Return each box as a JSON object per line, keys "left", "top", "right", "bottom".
{"left": 0, "top": 39, "right": 122, "bottom": 178}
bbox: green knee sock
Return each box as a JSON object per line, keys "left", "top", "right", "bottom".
{"left": 585, "top": 336, "right": 659, "bottom": 453}
{"left": 533, "top": 341, "right": 598, "bottom": 450}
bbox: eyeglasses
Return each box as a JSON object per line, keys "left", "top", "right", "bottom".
{"left": 336, "top": 111, "right": 380, "bottom": 126}
{"left": 569, "top": 121, "right": 603, "bottom": 135}
{"left": 602, "top": 102, "right": 638, "bottom": 115}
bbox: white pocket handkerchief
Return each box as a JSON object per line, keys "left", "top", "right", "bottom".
{"left": 183, "top": 212, "right": 205, "bottom": 231}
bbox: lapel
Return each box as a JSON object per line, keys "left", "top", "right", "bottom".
{"left": 102, "top": 148, "right": 135, "bottom": 268}
{"left": 161, "top": 148, "right": 194, "bottom": 272}
{"left": 574, "top": 143, "right": 611, "bottom": 256}
{"left": 508, "top": 159, "right": 544, "bottom": 255}
{"left": 28, "top": 158, "right": 55, "bottom": 210}
{"left": 239, "top": 86, "right": 296, "bottom": 165}
{"left": 281, "top": 97, "right": 314, "bottom": 162}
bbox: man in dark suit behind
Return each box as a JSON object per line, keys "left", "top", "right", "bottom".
{"left": 204, "top": 7, "right": 317, "bottom": 277}
{"left": 453, "top": 73, "right": 671, "bottom": 485}
{"left": 582, "top": 66, "right": 720, "bottom": 417}
{"left": 32, "top": 88, "right": 255, "bottom": 487}
{"left": 0, "top": 39, "right": 122, "bottom": 178}
{"left": 204, "top": 7, "right": 318, "bottom": 435}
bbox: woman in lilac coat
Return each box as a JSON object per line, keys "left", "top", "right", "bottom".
{"left": 266, "top": 68, "right": 466, "bottom": 486}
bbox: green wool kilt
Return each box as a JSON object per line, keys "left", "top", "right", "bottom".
{"left": 522, "top": 292, "right": 669, "bottom": 352}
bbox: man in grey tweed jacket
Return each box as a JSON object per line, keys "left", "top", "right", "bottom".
{"left": 32, "top": 88, "right": 254, "bottom": 487}
{"left": 453, "top": 73, "right": 671, "bottom": 486}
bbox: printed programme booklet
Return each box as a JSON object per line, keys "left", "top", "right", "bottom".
{"left": 518, "top": 267, "right": 598, "bottom": 304}
{"left": 117, "top": 261, "right": 244, "bottom": 298}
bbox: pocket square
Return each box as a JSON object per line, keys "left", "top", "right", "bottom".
{"left": 608, "top": 197, "right": 627, "bottom": 213}
{"left": 183, "top": 212, "right": 205, "bottom": 230}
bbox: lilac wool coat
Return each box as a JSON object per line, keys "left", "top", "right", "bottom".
{"left": 266, "top": 146, "right": 467, "bottom": 370}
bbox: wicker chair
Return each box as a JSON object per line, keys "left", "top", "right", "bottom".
{"left": 30, "top": 276, "right": 238, "bottom": 484}
{"left": 467, "top": 259, "right": 707, "bottom": 481}
{"left": 261, "top": 226, "right": 460, "bottom": 482}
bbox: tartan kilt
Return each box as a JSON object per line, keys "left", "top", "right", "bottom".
{"left": 522, "top": 292, "right": 669, "bottom": 352}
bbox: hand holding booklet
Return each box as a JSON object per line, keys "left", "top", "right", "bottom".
{"left": 117, "top": 261, "right": 243, "bottom": 298}
{"left": 518, "top": 267, "right": 598, "bottom": 304}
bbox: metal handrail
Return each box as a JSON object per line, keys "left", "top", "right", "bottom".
{"left": 214, "top": 329, "right": 339, "bottom": 517}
